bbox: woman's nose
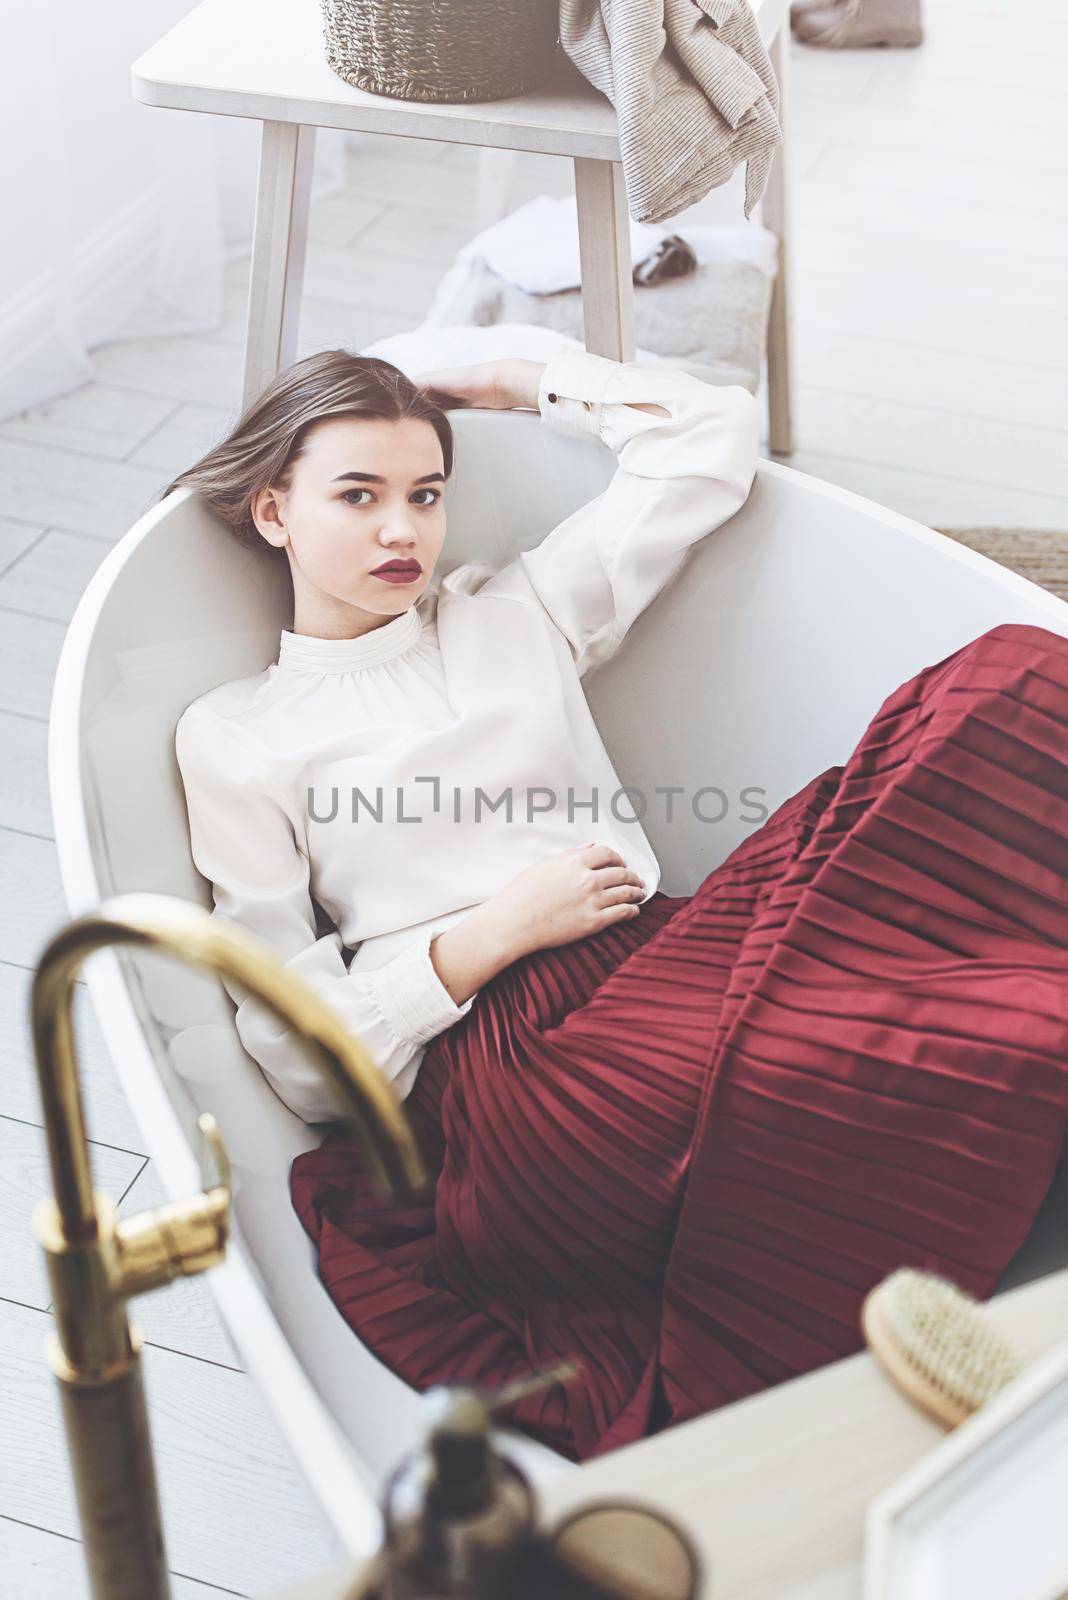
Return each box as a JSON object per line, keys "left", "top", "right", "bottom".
{"left": 377, "top": 513, "right": 418, "bottom": 545}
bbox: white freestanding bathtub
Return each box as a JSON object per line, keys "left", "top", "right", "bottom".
{"left": 49, "top": 409, "right": 1068, "bottom": 1562}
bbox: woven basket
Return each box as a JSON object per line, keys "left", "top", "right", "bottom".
{"left": 321, "top": 0, "right": 560, "bottom": 104}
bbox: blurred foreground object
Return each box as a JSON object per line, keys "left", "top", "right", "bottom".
{"left": 791, "top": 0, "right": 923, "bottom": 48}
{"left": 31, "top": 891, "right": 426, "bottom": 1600}
{"left": 862, "top": 1268, "right": 1025, "bottom": 1429}
{"left": 290, "top": 1362, "right": 703, "bottom": 1599}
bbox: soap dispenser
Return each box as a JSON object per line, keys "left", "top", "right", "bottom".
{"left": 375, "top": 1360, "right": 577, "bottom": 1600}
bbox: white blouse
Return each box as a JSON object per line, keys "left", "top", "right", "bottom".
{"left": 175, "top": 346, "right": 758, "bottom": 1123}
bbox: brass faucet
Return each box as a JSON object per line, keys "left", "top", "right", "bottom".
{"left": 31, "top": 891, "right": 429, "bottom": 1600}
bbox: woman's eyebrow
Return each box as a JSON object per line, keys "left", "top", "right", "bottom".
{"left": 332, "top": 470, "right": 445, "bottom": 485}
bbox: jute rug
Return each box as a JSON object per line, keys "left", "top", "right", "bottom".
{"left": 936, "top": 528, "right": 1068, "bottom": 605}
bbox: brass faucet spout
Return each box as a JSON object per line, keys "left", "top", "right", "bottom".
{"left": 30, "top": 890, "right": 429, "bottom": 1600}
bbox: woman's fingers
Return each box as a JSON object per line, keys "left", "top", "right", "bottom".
{"left": 411, "top": 361, "right": 507, "bottom": 409}
{"left": 412, "top": 365, "right": 478, "bottom": 387}
{"left": 579, "top": 847, "right": 643, "bottom": 886}
{"left": 412, "top": 368, "right": 486, "bottom": 407}
{"left": 599, "top": 883, "right": 645, "bottom": 906}
{"left": 594, "top": 864, "right": 643, "bottom": 888}
{"left": 577, "top": 843, "right": 627, "bottom": 869}
{"left": 581, "top": 853, "right": 646, "bottom": 905}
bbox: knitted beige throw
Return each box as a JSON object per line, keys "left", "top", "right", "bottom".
{"left": 559, "top": 0, "right": 782, "bottom": 222}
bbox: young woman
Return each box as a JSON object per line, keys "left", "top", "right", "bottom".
{"left": 172, "top": 345, "right": 1068, "bottom": 1464}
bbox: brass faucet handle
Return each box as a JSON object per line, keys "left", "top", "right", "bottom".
{"left": 112, "top": 1113, "right": 232, "bottom": 1300}
{"left": 197, "top": 1111, "right": 231, "bottom": 1199}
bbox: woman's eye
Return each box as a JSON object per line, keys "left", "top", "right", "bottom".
{"left": 341, "top": 488, "right": 440, "bottom": 506}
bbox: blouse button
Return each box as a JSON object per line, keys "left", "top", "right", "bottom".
{"left": 547, "top": 392, "right": 558, "bottom": 404}
{"left": 582, "top": 400, "right": 593, "bottom": 411}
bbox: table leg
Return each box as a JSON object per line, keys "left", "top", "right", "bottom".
{"left": 243, "top": 121, "right": 316, "bottom": 406}
{"left": 574, "top": 158, "right": 635, "bottom": 364}
{"left": 763, "top": 28, "right": 796, "bottom": 456}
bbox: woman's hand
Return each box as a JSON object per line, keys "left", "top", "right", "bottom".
{"left": 482, "top": 843, "right": 646, "bottom": 960}
{"left": 428, "top": 844, "right": 646, "bottom": 1009}
{"left": 412, "top": 358, "right": 547, "bottom": 412}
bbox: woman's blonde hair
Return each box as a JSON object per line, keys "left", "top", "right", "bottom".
{"left": 162, "top": 349, "right": 467, "bottom": 560}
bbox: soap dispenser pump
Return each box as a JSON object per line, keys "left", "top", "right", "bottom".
{"left": 376, "top": 1360, "right": 578, "bottom": 1599}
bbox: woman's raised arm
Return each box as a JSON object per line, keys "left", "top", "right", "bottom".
{"left": 516, "top": 345, "right": 759, "bottom": 678}
{"left": 413, "top": 354, "right": 671, "bottom": 418}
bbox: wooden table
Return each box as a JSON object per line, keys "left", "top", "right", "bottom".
{"left": 268, "top": 1268, "right": 1068, "bottom": 1600}
{"left": 130, "top": 0, "right": 795, "bottom": 452}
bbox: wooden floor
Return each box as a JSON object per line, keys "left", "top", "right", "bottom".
{"left": 1, "top": 4, "right": 1066, "bottom": 1594}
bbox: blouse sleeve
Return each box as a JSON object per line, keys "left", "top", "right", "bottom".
{"left": 517, "top": 344, "right": 759, "bottom": 677}
{"left": 174, "top": 703, "right": 476, "bottom": 1124}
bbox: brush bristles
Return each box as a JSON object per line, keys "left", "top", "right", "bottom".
{"left": 867, "top": 1268, "right": 1024, "bottom": 1417}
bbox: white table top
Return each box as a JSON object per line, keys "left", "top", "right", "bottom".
{"left": 131, "top": 0, "right": 787, "bottom": 159}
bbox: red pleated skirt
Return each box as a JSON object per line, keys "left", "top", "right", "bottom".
{"left": 290, "top": 623, "right": 1068, "bottom": 1462}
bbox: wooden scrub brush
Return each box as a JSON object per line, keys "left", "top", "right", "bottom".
{"left": 861, "top": 1267, "right": 1026, "bottom": 1428}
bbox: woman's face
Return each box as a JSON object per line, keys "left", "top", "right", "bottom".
{"left": 252, "top": 414, "right": 447, "bottom": 617}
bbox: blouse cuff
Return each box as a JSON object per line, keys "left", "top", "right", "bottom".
{"left": 538, "top": 345, "right": 623, "bottom": 439}
{"left": 370, "top": 926, "right": 476, "bottom": 1046}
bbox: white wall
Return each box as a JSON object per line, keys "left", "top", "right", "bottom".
{"left": 0, "top": 0, "right": 342, "bottom": 419}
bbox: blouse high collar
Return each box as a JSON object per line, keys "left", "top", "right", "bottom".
{"left": 278, "top": 603, "right": 423, "bottom": 673}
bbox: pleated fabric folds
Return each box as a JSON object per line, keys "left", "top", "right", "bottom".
{"left": 290, "top": 623, "right": 1068, "bottom": 1462}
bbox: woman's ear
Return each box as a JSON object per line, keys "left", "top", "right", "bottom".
{"left": 250, "top": 485, "right": 287, "bottom": 549}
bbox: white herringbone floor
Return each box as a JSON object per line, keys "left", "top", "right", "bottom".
{"left": 2, "top": 3, "right": 1066, "bottom": 1594}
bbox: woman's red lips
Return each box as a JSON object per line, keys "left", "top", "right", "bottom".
{"left": 371, "top": 559, "right": 422, "bottom": 581}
